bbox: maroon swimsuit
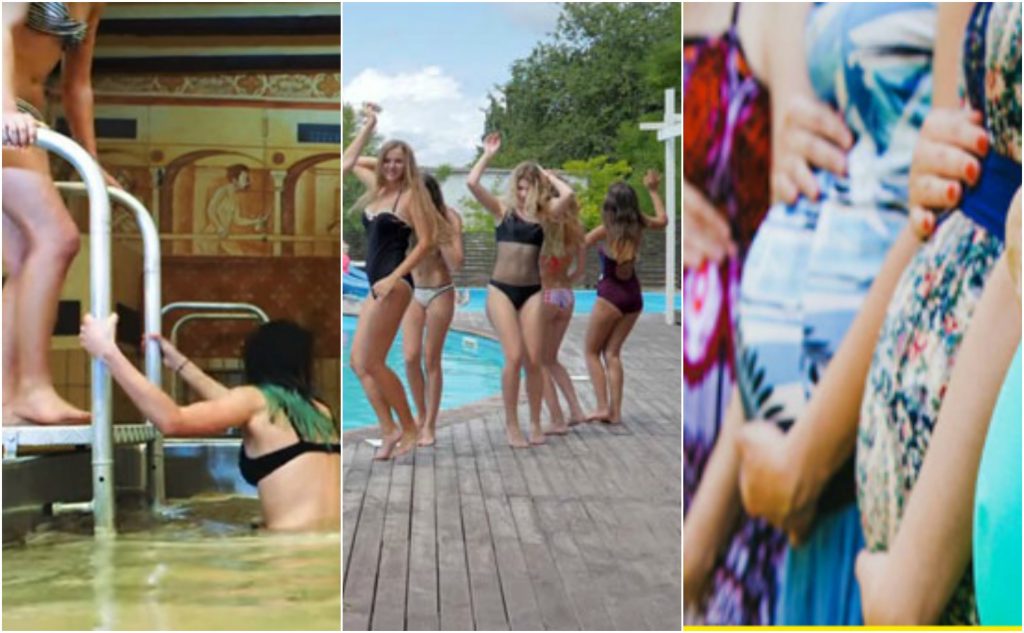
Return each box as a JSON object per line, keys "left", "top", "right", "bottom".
{"left": 596, "top": 247, "right": 642, "bottom": 314}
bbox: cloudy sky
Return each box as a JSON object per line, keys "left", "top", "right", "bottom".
{"left": 343, "top": 2, "right": 561, "bottom": 167}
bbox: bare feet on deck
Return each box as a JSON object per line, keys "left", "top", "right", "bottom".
{"left": 392, "top": 430, "right": 418, "bottom": 458}
{"left": 417, "top": 425, "right": 436, "bottom": 447}
{"left": 586, "top": 409, "right": 612, "bottom": 424}
{"left": 6, "top": 387, "right": 91, "bottom": 426}
{"left": 374, "top": 430, "right": 403, "bottom": 460}
{"left": 506, "top": 423, "right": 529, "bottom": 448}
{"left": 544, "top": 422, "right": 570, "bottom": 436}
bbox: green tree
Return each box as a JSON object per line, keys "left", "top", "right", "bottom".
{"left": 480, "top": 2, "right": 681, "bottom": 174}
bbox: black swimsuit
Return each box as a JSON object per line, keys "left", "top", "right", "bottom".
{"left": 489, "top": 211, "right": 544, "bottom": 311}
{"left": 240, "top": 441, "right": 341, "bottom": 486}
{"left": 362, "top": 192, "right": 414, "bottom": 294}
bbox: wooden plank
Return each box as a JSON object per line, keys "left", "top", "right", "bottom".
{"left": 406, "top": 449, "right": 439, "bottom": 631}
{"left": 343, "top": 441, "right": 372, "bottom": 574}
{"left": 434, "top": 426, "right": 475, "bottom": 631}
{"left": 343, "top": 458, "right": 392, "bottom": 631}
{"left": 371, "top": 456, "right": 414, "bottom": 631}
{"left": 453, "top": 423, "right": 509, "bottom": 631}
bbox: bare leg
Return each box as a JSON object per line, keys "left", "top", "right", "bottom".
{"left": 520, "top": 292, "right": 546, "bottom": 445}
{"left": 602, "top": 311, "right": 640, "bottom": 424}
{"left": 2, "top": 213, "right": 27, "bottom": 411}
{"left": 420, "top": 290, "right": 454, "bottom": 446}
{"left": 546, "top": 302, "right": 585, "bottom": 428}
{"left": 350, "top": 283, "right": 417, "bottom": 459}
{"left": 3, "top": 149, "right": 89, "bottom": 425}
{"left": 584, "top": 298, "right": 621, "bottom": 422}
{"left": 541, "top": 301, "right": 569, "bottom": 434}
{"left": 485, "top": 286, "right": 528, "bottom": 448}
{"left": 401, "top": 300, "right": 427, "bottom": 428}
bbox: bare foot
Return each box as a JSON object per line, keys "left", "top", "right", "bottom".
{"left": 586, "top": 409, "right": 611, "bottom": 423}
{"left": 9, "top": 387, "right": 91, "bottom": 425}
{"left": 506, "top": 424, "right": 529, "bottom": 449}
{"left": 417, "top": 426, "right": 436, "bottom": 447}
{"left": 529, "top": 424, "right": 546, "bottom": 445}
{"left": 373, "top": 430, "right": 403, "bottom": 460}
{"left": 544, "top": 422, "right": 570, "bottom": 436}
{"left": 567, "top": 416, "right": 585, "bottom": 427}
{"left": 392, "top": 430, "right": 418, "bottom": 458}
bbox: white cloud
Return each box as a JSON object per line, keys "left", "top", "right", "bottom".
{"left": 344, "top": 66, "right": 486, "bottom": 167}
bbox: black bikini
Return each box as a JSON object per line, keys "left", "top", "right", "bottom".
{"left": 238, "top": 387, "right": 340, "bottom": 487}
{"left": 489, "top": 211, "right": 543, "bottom": 311}
{"left": 240, "top": 441, "right": 341, "bottom": 486}
{"left": 362, "top": 192, "right": 414, "bottom": 294}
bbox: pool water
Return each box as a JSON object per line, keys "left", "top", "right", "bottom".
{"left": 454, "top": 288, "right": 681, "bottom": 314}
{"left": 2, "top": 496, "right": 340, "bottom": 630}
{"left": 343, "top": 316, "right": 503, "bottom": 431}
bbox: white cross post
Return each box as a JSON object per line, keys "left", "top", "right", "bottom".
{"left": 640, "top": 88, "right": 681, "bottom": 325}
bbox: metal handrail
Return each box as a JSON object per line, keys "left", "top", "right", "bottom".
{"left": 30, "top": 129, "right": 115, "bottom": 536}
{"left": 56, "top": 182, "right": 165, "bottom": 507}
{"left": 160, "top": 303, "right": 270, "bottom": 402}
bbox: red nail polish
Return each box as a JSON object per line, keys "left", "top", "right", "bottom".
{"left": 966, "top": 162, "right": 978, "bottom": 182}
{"left": 922, "top": 215, "right": 934, "bottom": 234}
{"left": 947, "top": 183, "right": 957, "bottom": 201}
{"left": 977, "top": 135, "right": 989, "bottom": 154}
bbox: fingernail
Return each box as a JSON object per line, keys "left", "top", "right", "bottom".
{"left": 947, "top": 183, "right": 957, "bottom": 201}
{"left": 966, "top": 161, "right": 978, "bottom": 183}
{"left": 922, "top": 215, "right": 934, "bottom": 234}
{"left": 977, "top": 135, "right": 989, "bottom": 154}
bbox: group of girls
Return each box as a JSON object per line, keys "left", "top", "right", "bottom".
{"left": 684, "top": 1, "right": 1020, "bottom": 626}
{"left": 3, "top": 3, "right": 339, "bottom": 531}
{"left": 344, "top": 104, "right": 668, "bottom": 460}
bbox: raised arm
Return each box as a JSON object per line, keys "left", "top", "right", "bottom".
{"left": 351, "top": 155, "right": 378, "bottom": 190}
{"left": 343, "top": 102, "right": 379, "bottom": 175}
{"left": 80, "top": 315, "right": 261, "bottom": 436}
{"left": 642, "top": 170, "right": 669, "bottom": 230}
{"left": 440, "top": 207, "right": 465, "bottom": 272}
{"left": 467, "top": 132, "right": 505, "bottom": 220}
{"left": 147, "top": 333, "right": 229, "bottom": 401}
{"left": 584, "top": 224, "right": 607, "bottom": 248}
{"left": 542, "top": 168, "right": 578, "bottom": 218}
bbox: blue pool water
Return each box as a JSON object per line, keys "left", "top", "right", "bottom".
{"left": 454, "top": 288, "right": 681, "bottom": 314}
{"left": 342, "top": 316, "right": 504, "bottom": 430}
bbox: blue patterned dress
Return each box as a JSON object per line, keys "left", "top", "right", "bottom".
{"left": 727, "top": 3, "right": 935, "bottom": 625}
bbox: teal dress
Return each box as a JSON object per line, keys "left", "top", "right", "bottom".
{"left": 973, "top": 345, "right": 1022, "bottom": 626}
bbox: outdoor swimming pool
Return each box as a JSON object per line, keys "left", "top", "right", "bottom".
{"left": 342, "top": 316, "right": 504, "bottom": 431}
{"left": 452, "top": 288, "right": 682, "bottom": 314}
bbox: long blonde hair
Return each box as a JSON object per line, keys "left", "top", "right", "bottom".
{"left": 540, "top": 193, "right": 584, "bottom": 259}
{"left": 502, "top": 161, "right": 554, "bottom": 224}
{"left": 353, "top": 140, "right": 446, "bottom": 244}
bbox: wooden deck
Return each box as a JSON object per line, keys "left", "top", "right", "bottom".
{"left": 343, "top": 315, "right": 681, "bottom": 631}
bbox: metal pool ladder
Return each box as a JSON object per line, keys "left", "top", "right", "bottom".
{"left": 160, "top": 302, "right": 270, "bottom": 401}
{"left": 1, "top": 129, "right": 164, "bottom": 537}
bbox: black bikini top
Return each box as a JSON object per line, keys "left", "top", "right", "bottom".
{"left": 495, "top": 210, "right": 543, "bottom": 247}
{"left": 27, "top": 3, "right": 87, "bottom": 49}
{"left": 238, "top": 385, "right": 340, "bottom": 487}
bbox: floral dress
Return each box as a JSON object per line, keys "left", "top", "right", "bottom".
{"left": 683, "top": 4, "right": 772, "bottom": 516}
{"left": 682, "top": 4, "right": 772, "bottom": 623}
{"left": 857, "top": 2, "right": 1022, "bottom": 624}
{"left": 730, "top": 3, "right": 935, "bottom": 625}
